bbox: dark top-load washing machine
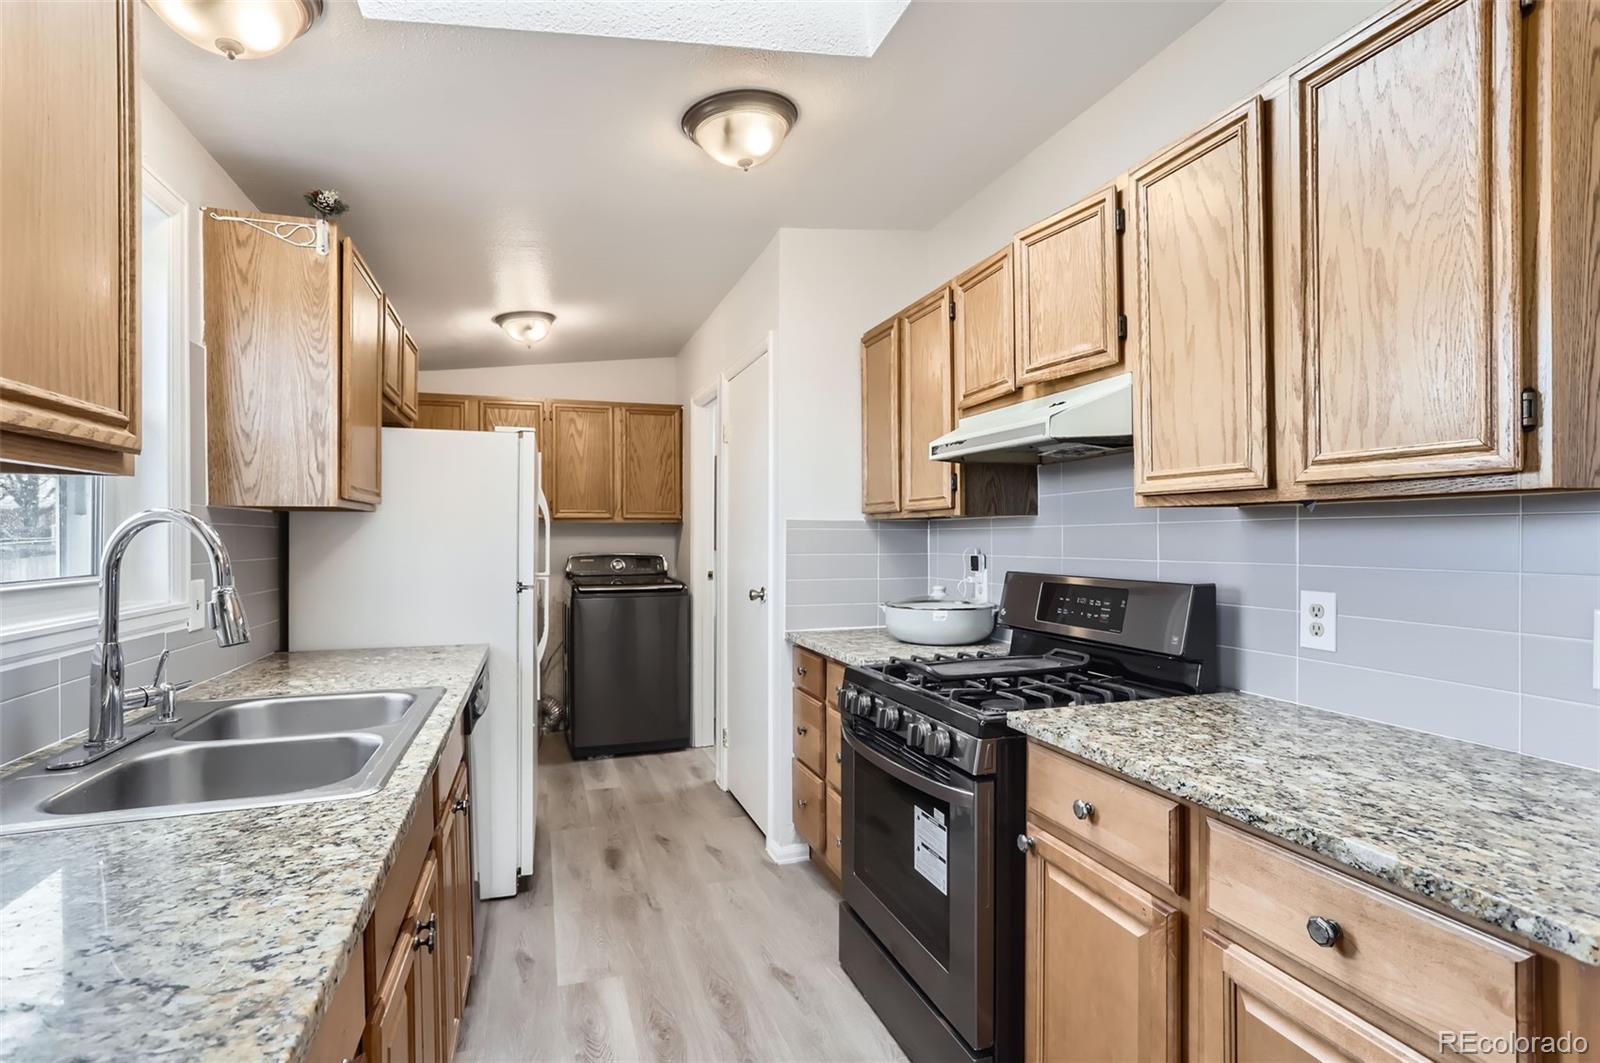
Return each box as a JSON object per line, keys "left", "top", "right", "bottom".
{"left": 563, "top": 553, "right": 691, "bottom": 759}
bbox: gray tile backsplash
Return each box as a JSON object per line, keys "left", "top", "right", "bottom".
{"left": 0, "top": 507, "right": 283, "bottom": 765}
{"left": 785, "top": 519, "right": 930, "bottom": 632}
{"left": 802, "top": 452, "right": 1597, "bottom": 771}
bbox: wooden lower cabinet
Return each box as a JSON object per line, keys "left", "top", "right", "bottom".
{"left": 793, "top": 647, "right": 845, "bottom": 888}
{"left": 369, "top": 851, "right": 442, "bottom": 1063}
{"left": 357, "top": 717, "right": 476, "bottom": 1062}
{"left": 1203, "top": 935, "right": 1427, "bottom": 1063}
{"left": 1023, "top": 823, "right": 1180, "bottom": 1063}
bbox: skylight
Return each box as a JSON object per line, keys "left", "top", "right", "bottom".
{"left": 356, "top": 0, "right": 912, "bottom": 58}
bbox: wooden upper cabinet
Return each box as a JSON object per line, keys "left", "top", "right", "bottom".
{"left": 617, "top": 403, "right": 682, "bottom": 521}
{"left": 547, "top": 401, "right": 616, "bottom": 519}
{"left": 0, "top": 0, "right": 139, "bottom": 475}
{"left": 899, "top": 288, "right": 957, "bottom": 513}
{"left": 1024, "top": 825, "right": 1180, "bottom": 1063}
{"left": 400, "top": 331, "right": 420, "bottom": 424}
{"left": 340, "top": 239, "right": 384, "bottom": 506}
{"left": 1131, "top": 98, "right": 1271, "bottom": 496}
{"left": 381, "top": 299, "right": 405, "bottom": 413}
{"left": 477, "top": 398, "right": 542, "bottom": 433}
{"left": 1014, "top": 186, "right": 1122, "bottom": 387}
{"left": 1202, "top": 936, "right": 1428, "bottom": 1063}
{"left": 953, "top": 248, "right": 1016, "bottom": 409}
{"left": 416, "top": 393, "right": 476, "bottom": 431}
{"left": 1291, "top": 0, "right": 1522, "bottom": 485}
{"left": 860, "top": 318, "right": 901, "bottom": 514}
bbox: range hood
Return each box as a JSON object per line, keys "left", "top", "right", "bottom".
{"left": 930, "top": 372, "right": 1133, "bottom": 464}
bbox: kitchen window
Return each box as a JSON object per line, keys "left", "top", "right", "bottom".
{"left": 0, "top": 170, "right": 194, "bottom": 657}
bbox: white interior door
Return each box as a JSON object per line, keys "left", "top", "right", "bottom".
{"left": 722, "top": 351, "right": 770, "bottom": 831}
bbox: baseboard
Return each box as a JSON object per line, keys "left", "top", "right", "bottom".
{"left": 766, "top": 838, "right": 811, "bottom": 865}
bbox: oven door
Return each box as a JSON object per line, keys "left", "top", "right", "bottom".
{"left": 842, "top": 723, "right": 995, "bottom": 1052}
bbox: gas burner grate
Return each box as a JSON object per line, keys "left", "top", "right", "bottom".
{"left": 864, "top": 651, "right": 1168, "bottom": 717}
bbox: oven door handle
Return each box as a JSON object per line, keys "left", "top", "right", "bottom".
{"left": 843, "top": 728, "right": 976, "bottom": 808}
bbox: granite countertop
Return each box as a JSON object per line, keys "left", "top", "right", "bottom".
{"left": 787, "top": 627, "right": 1010, "bottom": 667}
{"left": 0, "top": 644, "right": 488, "bottom": 1062}
{"left": 1007, "top": 692, "right": 1600, "bottom": 967}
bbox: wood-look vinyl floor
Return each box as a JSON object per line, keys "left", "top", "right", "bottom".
{"left": 457, "top": 738, "right": 907, "bottom": 1063}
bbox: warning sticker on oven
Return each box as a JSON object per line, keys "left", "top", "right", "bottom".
{"left": 913, "top": 807, "right": 949, "bottom": 894}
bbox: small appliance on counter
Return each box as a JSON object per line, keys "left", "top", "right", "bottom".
{"left": 838, "top": 571, "right": 1219, "bottom": 1063}
{"left": 564, "top": 554, "right": 690, "bottom": 759}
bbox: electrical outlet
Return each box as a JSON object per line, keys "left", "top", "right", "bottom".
{"left": 1300, "top": 590, "right": 1337, "bottom": 652}
{"left": 185, "top": 578, "right": 207, "bottom": 632}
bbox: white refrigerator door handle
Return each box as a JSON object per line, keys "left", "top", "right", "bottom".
{"left": 537, "top": 478, "right": 551, "bottom": 578}
{"left": 536, "top": 574, "right": 551, "bottom": 657}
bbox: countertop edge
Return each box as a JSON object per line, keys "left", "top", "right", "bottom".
{"left": 1006, "top": 707, "right": 1600, "bottom": 968}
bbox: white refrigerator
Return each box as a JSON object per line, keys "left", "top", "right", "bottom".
{"left": 287, "top": 427, "right": 550, "bottom": 899}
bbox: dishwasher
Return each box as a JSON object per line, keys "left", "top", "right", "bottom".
{"left": 563, "top": 554, "right": 691, "bottom": 758}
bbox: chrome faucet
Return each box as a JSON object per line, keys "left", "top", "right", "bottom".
{"left": 46, "top": 509, "right": 251, "bottom": 771}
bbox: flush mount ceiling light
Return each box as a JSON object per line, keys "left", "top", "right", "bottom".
{"left": 145, "top": 0, "right": 324, "bottom": 60}
{"left": 494, "top": 311, "right": 557, "bottom": 347}
{"left": 681, "top": 90, "right": 799, "bottom": 172}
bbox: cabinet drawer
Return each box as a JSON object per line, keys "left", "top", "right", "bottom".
{"left": 825, "top": 708, "right": 842, "bottom": 793}
{"left": 792, "top": 647, "right": 825, "bottom": 700}
{"left": 433, "top": 709, "right": 465, "bottom": 826}
{"left": 793, "top": 762, "right": 825, "bottom": 852}
{"left": 823, "top": 786, "right": 843, "bottom": 880}
{"left": 1206, "top": 820, "right": 1535, "bottom": 1058}
{"left": 304, "top": 954, "right": 365, "bottom": 1063}
{"left": 793, "top": 690, "right": 824, "bottom": 775}
{"left": 825, "top": 658, "right": 846, "bottom": 710}
{"left": 1027, "top": 743, "right": 1182, "bottom": 891}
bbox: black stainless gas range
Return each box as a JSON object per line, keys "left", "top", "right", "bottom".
{"left": 837, "top": 571, "right": 1219, "bottom": 1063}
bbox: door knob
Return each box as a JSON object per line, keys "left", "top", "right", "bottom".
{"left": 748, "top": 587, "right": 767, "bottom": 601}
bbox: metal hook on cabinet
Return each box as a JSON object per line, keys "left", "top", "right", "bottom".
{"left": 204, "top": 211, "right": 329, "bottom": 256}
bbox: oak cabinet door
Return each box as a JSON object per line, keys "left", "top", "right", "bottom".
{"left": 0, "top": 0, "right": 140, "bottom": 472}
{"left": 369, "top": 853, "right": 442, "bottom": 1063}
{"left": 1292, "top": 0, "right": 1522, "bottom": 484}
{"left": 953, "top": 248, "right": 1016, "bottom": 409}
{"left": 381, "top": 298, "right": 405, "bottom": 413}
{"left": 416, "top": 394, "right": 476, "bottom": 431}
{"left": 477, "top": 398, "right": 542, "bottom": 433}
{"left": 340, "top": 239, "right": 384, "bottom": 505}
{"left": 452, "top": 767, "right": 474, "bottom": 1019}
{"left": 1024, "top": 825, "right": 1180, "bottom": 1063}
{"left": 547, "top": 401, "right": 616, "bottom": 519}
{"left": 1131, "top": 98, "right": 1270, "bottom": 496}
{"left": 617, "top": 404, "right": 683, "bottom": 521}
{"left": 1202, "top": 936, "right": 1427, "bottom": 1063}
{"left": 899, "top": 289, "right": 957, "bottom": 513}
{"left": 400, "top": 331, "right": 420, "bottom": 424}
{"left": 1014, "top": 186, "right": 1122, "bottom": 387}
{"left": 860, "top": 319, "right": 901, "bottom": 514}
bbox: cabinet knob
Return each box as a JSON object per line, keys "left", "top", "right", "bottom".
{"left": 797, "top": 798, "right": 809, "bottom": 809}
{"left": 1305, "top": 916, "right": 1341, "bottom": 948}
{"left": 835, "top": 751, "right": 843, "bottom": 763}
{"left": 796, "top": 725, "right": 808, "bottom": 736}
{"left": 454, "top": 796, "right": 469, "bottom": 813}
{"left": 1071, "top": 799, "right": 1095, "bottom": 821}
{"left": 414, "top": 915, "right": 438, "bottom": 953}
{"left": 795, "top": 664, "right": 806, "bottom": 676}
{"left": 835, "top": 834, "right": 843, "bottom": 847}
{"left": 1016, "top": 834, "right": 1035, "bottom": 853}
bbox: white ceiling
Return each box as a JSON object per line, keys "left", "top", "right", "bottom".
{"left": 357, "top": 0, "right": 912, "bottom": 58}
{"left": 142, "top": 0, "right": 1216, "bottom": 369}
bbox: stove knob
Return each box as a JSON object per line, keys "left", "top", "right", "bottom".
{"left": 922, "top": 726, "right": 953, "bottom": 758}
{"left": 856, "top": 694, "right": 878, "bottom": 718}
{"left": 875, "top": 704, "right": 902, "bottom": 730}
{"left": 906, "top": 720, "right": 930, "bottom": 748}
{"left": 840, "top": 688, "right": 857, "bottom": 714}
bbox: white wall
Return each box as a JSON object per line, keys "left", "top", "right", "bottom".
{"left": 418, "top": 356, "right": 679, "bottom": 403}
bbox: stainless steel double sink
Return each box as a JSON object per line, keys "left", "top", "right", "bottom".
{"left": 0, "top": 687, "right": 445, "bottom": 836}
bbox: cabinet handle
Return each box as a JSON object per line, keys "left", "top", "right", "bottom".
{"left": 796, "top": 725, "right": 808, "bottom": 736}
{"left": 1016, "top": 834, "right": 1035, "bottom": 852}
{"left": 1071, "top": 799, "right": 1095, "bottom": 821}
{"left": 414, "top": 915, "right": 438, "bottom": 953}
{"left": 454, "top": 796, "right": 469, "bottom": 813}
{"left": 795, "top": 664, "right": 806, "bottom": 676}
{"left": 835, "top": 834, "right": 842, "bottom": 847}
{"left": 835, "top": 751, "right": 843, "bottom": 763}
{"left": 1306, "top": 916, "right": 1341, "bottom": 948}
{"left": 797, "top": 798, "right": 809, "bottom": 809}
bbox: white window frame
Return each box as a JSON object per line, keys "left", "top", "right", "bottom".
{"left": 0, "top": 165, "right": 194, "bottom": 660}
